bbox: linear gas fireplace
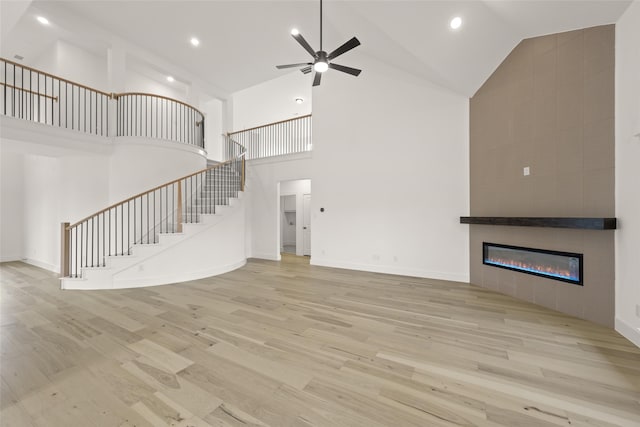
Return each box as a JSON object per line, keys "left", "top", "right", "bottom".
{"left": 483, "top": 242, "right": 583, "bottom": 286}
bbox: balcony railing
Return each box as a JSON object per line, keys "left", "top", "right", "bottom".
{"left": 1, "top": 57, "right": 204, "bottom": 148}
{"left": 227, "top": 114, "right": 312, "bottom": 160}
{"left": 1, "top": 58, "right": 110, "bottom": 136}
{"left": 115, "top": 92, "right": 204, "bottom": 148}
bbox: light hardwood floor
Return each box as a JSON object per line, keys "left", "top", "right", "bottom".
{"left": 1, "top": 256, "right": 639, "bottom": 427}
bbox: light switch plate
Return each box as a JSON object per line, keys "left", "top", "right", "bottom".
{"left": 523, "top": 166, "right": 530, "bottom": 176}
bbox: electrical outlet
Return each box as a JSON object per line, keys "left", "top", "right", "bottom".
{"left": 523, "top": 166, "right": 530, "bottom": 176}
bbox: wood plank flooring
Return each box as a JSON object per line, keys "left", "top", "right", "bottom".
{"left": 1, "top": 255, "right": 639, "bottom": 427}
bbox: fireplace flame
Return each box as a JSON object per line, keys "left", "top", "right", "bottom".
{"left": 485, "top": 256, "right": 578, "bottom": 280}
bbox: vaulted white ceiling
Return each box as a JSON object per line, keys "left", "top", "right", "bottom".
{"left": 0, "top": 0, "right": 632, "bottom": 98}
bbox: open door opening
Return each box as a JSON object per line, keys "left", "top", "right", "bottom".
{"left": 279, "top": 179, "right": 311, "bottom": 257}
{"left": 280, "top": 195, "right": 296, "bottom": 254}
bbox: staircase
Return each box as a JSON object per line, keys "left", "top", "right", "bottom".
{"left": 61, "top": 154, "right": 246, "bottom": 290}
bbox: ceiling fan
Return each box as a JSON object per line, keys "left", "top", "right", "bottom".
{"left": 276, "top": 0, "right": 361, "bottom": 86}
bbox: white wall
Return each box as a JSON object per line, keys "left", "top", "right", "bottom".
{"left": 231, "top": 71, "right": 312, "bottom": 131}
{"left": 33, "top": 40, "right": 108, "bottom": 90}
{"left": 280, "top": 179, "right": 311, "bottom": 256}
{"left": 20, "top": 152, "right": 110, "bottom": 273}
{"left": 108, "top": 138, "right": 206, "bottom": 203}
{"left": 29, "top": 40, "right": 196, "bottom": 107}
{"left": 125, "top": 67, "right": 186, "bottom": 101}
{"left": 0, "top": 150, "right": 24, "bottom": 261}
{"left": 23, "top": 155, "right": 60, "bottom": 271}
{"left": 203, "top": 98, "right": 224, "bottom": 161}
{"left": 245, "top": 155, "right": 312, "bottom": 260}
{"left": 311, "top": 53, "right": 470, "bottom": 282}
{"left": 615, "top": 1, "right": 640, "bottom": 347}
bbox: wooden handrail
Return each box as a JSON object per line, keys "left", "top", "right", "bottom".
{"left": 67, "top": 159, "right": 235, "bottom": 229}
{"left": 1, "top": 57, "right": 111, "bottom": 96}
{"left": 227, "top": 114, "right": 312, "bottom": 136}
{"left": 0, "top": 82, "right": 58, "bottom": 101}
{"left": 113, "top": 92, "right": 204, "bottom": 117}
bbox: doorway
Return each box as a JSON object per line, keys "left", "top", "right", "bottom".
{"left": 280, "top": 195, "right": 296, "bottom": 254}
{"left": 279, "top": 179, "right": 311, "bottom": 257}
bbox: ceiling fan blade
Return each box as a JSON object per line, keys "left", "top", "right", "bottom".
{"left": 292, "top": 33, "right": 318, "bottom": 58}
{"left": 329, "top": 63, "right": 362, "bottom": 77}
{"left": 300, "top": 66, "right": 313, "bottom": 74}
{"left": 313, "top": 72, "right": 322, "bottom": 86}
{"left": 327, "top": 37, "right": 361, "bottom": 60}
{"left": 276, "top": 62, "right": 312, "bottom": 69}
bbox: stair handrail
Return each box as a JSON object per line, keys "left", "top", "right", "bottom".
{"left": 61, "top": 143, "right": 246, "bottom": 278}
{"left": 67, "top": 160, "right": 231, "bottom": 229}
{"left": 226, "top": 114, "right": 312, "bottom": 160}
{"left": 227, "top": 114, "right": 312, "bottom": 136}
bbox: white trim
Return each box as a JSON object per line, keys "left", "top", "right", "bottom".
{"left": 1, "top": 115, "right": 111, "bottom": 154}
{"left": 22, "top": 258, "right": 59, "bottom": 273}
{"left": 615, "top": 317, "right": 640, "bottom": 348}
{"left": 62, "top": 259, "right": 247, "bottom": 290}
{"left": 113, "top": 136, "right": 207, "bottom": 157}
{"left": 311, "top": 257, "right": 470, "bottom": 283}
{"left": 111, "top": 259, "right": 246, "bottom": 289}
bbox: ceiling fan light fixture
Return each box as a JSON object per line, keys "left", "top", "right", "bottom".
{"left": 314, "top": 61, "right": 328, "bottom": 73}
{"left": 450, "top": 16, "right": 462, "bottom": 30}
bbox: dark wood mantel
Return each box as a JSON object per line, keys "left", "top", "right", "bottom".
{"left": 460, "top": 217, "right": 617, "bottom": 230}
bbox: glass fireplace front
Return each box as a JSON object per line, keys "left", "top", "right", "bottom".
{"left": 483, "top": 242, "right": 583, "bottom": 285}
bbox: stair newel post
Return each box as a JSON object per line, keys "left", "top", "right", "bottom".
{"left": 60, "top": 222, "right": 70, "bottom": 278}
{"left": 177, "top": 181, "right": 183, "bottom": 233}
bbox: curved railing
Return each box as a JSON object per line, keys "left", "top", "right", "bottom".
{"left": 60, "top": 142, "right": 245, "bottom": 278}
{"left": 1, "top": 57, "right": 204, "bottom": 147}
{"left": 228, "top": 114, "right": 311, "bottom": 160}
{"left": 114, "top": 92, "right": 204, "bottom": 148}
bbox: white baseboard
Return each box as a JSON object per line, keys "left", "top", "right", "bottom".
{"left": 251, "top": 252, "right": 281, "bottom": 261}
{"left": 23, "top": 258, "right": 59, "bottom": 273}
{"left": 615, "top": 317, "right": 640, "bottom": 348}
{"left": 310, "top": 257, "right": 470, "bottom": 283}
{"left": 0, "top": 255, "right": 23, "bottom": 263}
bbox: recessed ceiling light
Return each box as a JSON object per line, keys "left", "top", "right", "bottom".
{"left": 291, "top": 28, "right": 299, "bottom": 36}
{"left": 295, "top": 97, "right": 304, "bottom": 104}
{"left": 450, "top": 16, "right": 462, "bottom": 30}
{"left": 167, "top": 76, "right": 175, "bottom": 83}
{"left": 36, "top": 16, "right": 49, "bottom": 25}
{"left": 190, "top": 37, "right": 200, "bottom": 47}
